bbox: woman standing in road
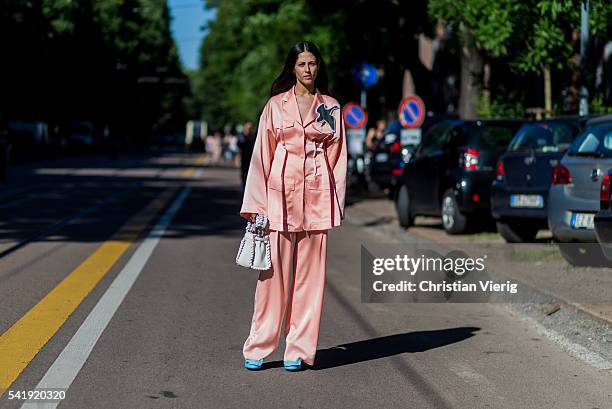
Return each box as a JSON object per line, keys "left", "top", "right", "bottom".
{"left": 240, "top": 41, "right": 347, "bottom": 371}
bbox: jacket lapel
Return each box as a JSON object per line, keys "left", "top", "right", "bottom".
{"left": 303, "top": 89, "right": 326, "bottom": 128}
{"left": 281, "top": 86, "right": 301, "bottom": 127}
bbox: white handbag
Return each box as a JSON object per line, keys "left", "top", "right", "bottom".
{"left": 236, "top": 214, "right": 272, "bottom": 271}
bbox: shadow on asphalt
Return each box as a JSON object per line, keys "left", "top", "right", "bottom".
{"left": 0, "top": 151, "right": 246, "bottom": 259}
{"left": 261, "top": 327, "right": 480, "bottom": 371}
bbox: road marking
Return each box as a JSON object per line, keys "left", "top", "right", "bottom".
{"left": 20, "top": 186, "right": 191, "bottom": 408}
{"left": 183, "top": 155, "right": 207, "bottom": 178}
{"left": 0, "top": 187, "right": 177, "bottom": 395}
{"left": 0, "top": 154, "right": 205, "bottom": 396}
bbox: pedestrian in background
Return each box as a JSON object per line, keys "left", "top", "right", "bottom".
{"left": 366, "top": 119, "right": 386, "bottom": 152}
{"left": 207, "top": 131, "right": 222, "bottom": 166}
{"left": 237, "top": 121, "right": 256, "bottom": 190}
{"left": 224, "top": 132, "right": 239, "bottom": 167}
{"left": 240, "top": 40, "right": 347, "bottom": 372}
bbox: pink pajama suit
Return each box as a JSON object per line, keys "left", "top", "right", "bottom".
{"left": 240, "top": 86, "right": 347, "bottom": 365}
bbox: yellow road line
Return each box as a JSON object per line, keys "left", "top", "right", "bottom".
{"left": 0, "top": 154, "right": 203, "bottom": 394}
{"left": 183, "top": 154, "right": 207, "bottom": 178}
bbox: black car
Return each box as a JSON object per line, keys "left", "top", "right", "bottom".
{"left": 395, "top": 119, "right": 521, "bottom": 233}
{"left": 491, "top": 117, "right": 591, "bottom": 242}
{"left": 369, "top": 114, "right": 457, "bottom": 196}
{"left": 368, "top": 120, "right": 411, "bottom": 194}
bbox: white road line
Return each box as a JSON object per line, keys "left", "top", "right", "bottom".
{"left": 21, "top": 187, "right": 192, "bottom": 409}
{"left": 447, "top": 362, "right": 510, "bottom": 408}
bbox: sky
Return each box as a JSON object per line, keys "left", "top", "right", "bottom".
{"left": 167, "top": 0, "right": 217, "bottom": 70}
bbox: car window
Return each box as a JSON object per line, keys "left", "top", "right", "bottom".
{"left": 471, "top": 124, "right": 519, "bottom": 150}
{"left": 416, "top": 123, "right": 450, "bottom": 158}
{"left": 508, "top": 122, "right": 577, "bottom": 153}
{"left": 567, "top": 123, "right": 612, "bottom": 158}
{"left": 604, "top": 132, "right": 612, "bottom": 150}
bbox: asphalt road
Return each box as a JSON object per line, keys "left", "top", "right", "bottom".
{"left": 0, "top": 151, "right": 611, "bottom": 409}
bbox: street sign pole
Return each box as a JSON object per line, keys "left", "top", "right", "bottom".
{"left": 353, "top": 63, "right": 378, "bottom": 113}
{"left": 579, "top": 0, "right": 589, "bottom": 116}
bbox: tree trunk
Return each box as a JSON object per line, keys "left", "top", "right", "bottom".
{"left": 543, "top": 63, "right": 552, "bottom": 117}
{"left": 458, "top": 24, "right": 483, "bottom": 119}
{"left": 482, "top": 61, "right": 491, "bottom": 116}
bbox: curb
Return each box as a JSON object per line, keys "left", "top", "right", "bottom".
{"left": 345, "top": 206, "right": 612, "bottom": 370}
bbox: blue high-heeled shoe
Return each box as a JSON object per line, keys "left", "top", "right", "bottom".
{"left": 283, "top": 358, "right": 303, "bottom": 371}
{"left": 244, "top": 358, "right": 263, "bottom": 370}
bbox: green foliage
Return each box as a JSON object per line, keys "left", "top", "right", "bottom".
{"left": 477, "top": 92, "right": 526, "bottom": 119}
{"left": 1, "top": 0, "right": 187, "bottom": 137}
{"left": 511, "top": 0, "right": 611, "bottom": 73}
{"left": 429, "top": 0, "right": 611, "bottom": 116}
{"left": 591, "top": 96, "right": 612, "bottom": 114}
{"left": 194, "top": 0, "right": 345, "bottom": 128}
{"left": 428, "top": 0, "right": 528, "bottom": 58}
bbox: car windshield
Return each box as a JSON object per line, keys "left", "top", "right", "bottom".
{"left": 508, "top": 122, "right": 576, "bottom": 153}
{"left": 470, "top": 123, "right": 520, "bottom": 150}
{"left": 567, "top": 123, "right": 612, "bottom": 158}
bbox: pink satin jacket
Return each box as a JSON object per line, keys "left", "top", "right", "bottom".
{"left": 240, "top": 86, "right": 347, "bottom": 232}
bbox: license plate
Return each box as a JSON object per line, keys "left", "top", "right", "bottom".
{"left": 375, "top": 153, "right": 388, "bottom": 162}
{"left": 571, "top": 213, "right": 594, "bottom": 229}
{"left": 509, "top": 194, "right": 544, "bottom": 208}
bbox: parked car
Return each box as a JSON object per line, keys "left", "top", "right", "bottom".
{"left": 63, "top": 121, "right": 96, "bottom": 148}
{"left": 548, "top": 115, "right": 612, "bottom": 243}
{"left": 368, "top": 120, "right": 412, "bottom": 194}
{"left": 7, "top": 120, "right": 49, "bottom": 147}
{"left": 395, "top": 119, "right": 521, "bottom": 233}
{"left": 369, "top": 114, "right": 457, "bottom": 196}
{"left": 491, "top": 117, "right": 590, "bottom": 242}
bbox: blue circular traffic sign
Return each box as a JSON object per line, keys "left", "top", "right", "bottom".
{"left": 342, "top": 103, "right": 367, "bottom": 129}
{"left": 352, "top": 63, "right": 378, "bottom": 90}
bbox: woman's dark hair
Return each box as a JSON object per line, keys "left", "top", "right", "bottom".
{"left": 270, "top": 41, "right": 329, "bottom": 97}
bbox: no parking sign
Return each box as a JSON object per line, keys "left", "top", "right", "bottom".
{"left": 342, "top": 103, "right": 367, "bottom": 129}
{"left": 398, "top": 96, "right": 425, "bottom": 129}
{"left": 342, "top": 103, "right": 367, "bottom": 155}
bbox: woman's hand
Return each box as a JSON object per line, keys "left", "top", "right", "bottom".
{"left": 241, "top": 213, "right": 257, "bottom": 222}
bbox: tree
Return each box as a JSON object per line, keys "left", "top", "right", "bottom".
{"left": 514, "top": 0, "right": 611, "bottom": 115}
{"left": 428, "top": 0, "right": 530, "bottom": 118}
{"left": 195, "top": 0, "right": 430, "bottom": 128}
{"left": 0, "top": 0, "right": 187, "bottom": 141}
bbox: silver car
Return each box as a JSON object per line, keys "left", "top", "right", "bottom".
{"left": 548, "top": 116, "right": 612, "bottom": 242}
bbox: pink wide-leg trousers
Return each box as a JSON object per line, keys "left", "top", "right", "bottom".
{"left": 243, "top": 230, "right": 328, "bottom": 366}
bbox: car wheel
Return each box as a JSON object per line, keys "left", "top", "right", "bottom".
{"left": 395, "top": 185, "right": 414, "bottom": 228}
{"left": 441, "top": 189, "right": 467, "bottom": 234}
{"left": 496, "top": 219, "right": 539, "bottom": 243}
